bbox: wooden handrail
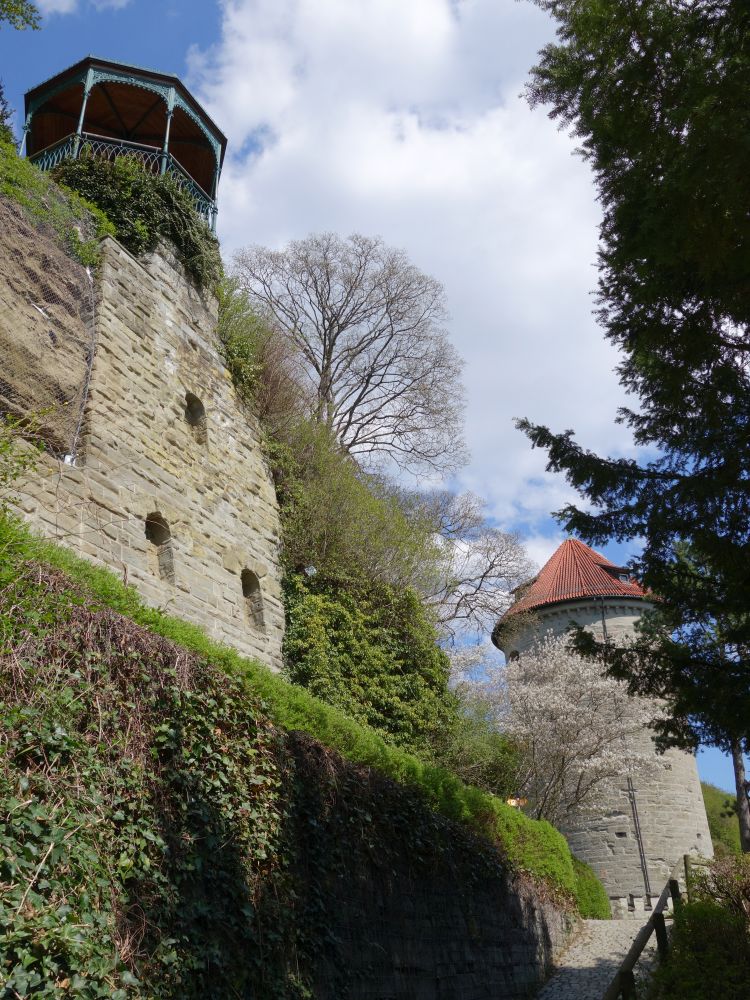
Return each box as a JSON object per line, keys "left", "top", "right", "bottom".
{"left": 601, "top": 868, "right": 683, "bottom": 1000}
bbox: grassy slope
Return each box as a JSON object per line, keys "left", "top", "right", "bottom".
{"left": 570, "top": 856, "right": 611, "bottom": 919}
{"left": 0, "top": 139, "right": 112, "bottom": 266}
{"left": 0, "top": 513, "right": 606, "bottom": 915}
{"left": 702, "top": 782, "right": 741, "bottom": 856}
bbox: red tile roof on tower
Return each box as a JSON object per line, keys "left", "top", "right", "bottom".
{"left": 501, "top": 538, "right": 647, "bottom": 620}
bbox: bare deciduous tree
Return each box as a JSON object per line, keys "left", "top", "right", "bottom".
{"left": 233, "top": 233, "right": 467, "bottom": 474}
{"left": 395, "top": 489, "right": 533, "bottom": 642}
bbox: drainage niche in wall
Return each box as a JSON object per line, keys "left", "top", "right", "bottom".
{"left": 184, "top": 392, "right": 208, "bottom": 446}
{"left": 145, "top": 512, "right": 175, "bottom": 584}
{"left": 241, "top": 568, "right": 265, "bottom": 631}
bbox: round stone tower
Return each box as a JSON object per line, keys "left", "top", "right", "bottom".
{"left": 492, "top": 538, "right": 713, "bottom": 917}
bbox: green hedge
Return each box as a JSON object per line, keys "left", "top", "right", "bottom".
{"left": 571, "top": 857, "right": 611, "bottom": 919}
{"left": 0, "top": 514, "right": 603, "bottom": 913}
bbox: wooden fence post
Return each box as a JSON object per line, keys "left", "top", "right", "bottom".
{"left": 669, "top": 878, "right": 682, "bottom": 908}
{"left": 621, "top": 968, "right": 637, "bottom": 999}
{"left": 654, "top": 911, "right": 669, "bottom": 961}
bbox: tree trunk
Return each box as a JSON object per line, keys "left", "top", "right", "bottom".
{"left": 730, "top": 738, "right": 750, "bottom": 854}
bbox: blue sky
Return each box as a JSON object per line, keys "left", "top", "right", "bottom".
{"left": 1, "top": 2, "right": 219, "bottom": 104}
{"left": 0, "top": 0, "right": 740, "bottom": 792}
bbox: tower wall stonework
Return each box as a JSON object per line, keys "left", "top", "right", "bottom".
{"left": 503, "top": 597, "right": 712, "bottom": 916}
{"left": 13, "top": 234, "right": 284, "bottom": 670}
{"left": 503, "top": 597, "right": 645, "bottom": 659}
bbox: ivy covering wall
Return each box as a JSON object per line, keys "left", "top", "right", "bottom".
{"left": 283, "top": 575, "right": 459, "bottom": 758}
{"left": 0, "top": 519, "right": 607, "bottom": 997}
{"left": 52, "top": 155, "right": 221, "bottom": 287}
{"left": 0, "top": 514, "right": 608, "bottom": 987}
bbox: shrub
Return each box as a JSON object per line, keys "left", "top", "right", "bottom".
{"left": 216, "top": 279, "right": 304, "bottom": 429}
{"left": 701, "top": 782, "right": 742, "bottom": 857}
{"left": 571, "top": 857, "right": 610, "bottom": 919}
{"left": 690, "top": 853, "right": 750, "bottom": 923}
{"left": 216, "top": 279, "right": 266, "bottom": 403}
{"left": 0, "top": 139, "right": 113, "bottom": 266}
{"left": 651, "top": 855, "right": 750, "bottom": 999}
{"left": 283, "top": 573, "right": 459, "bottom": 757}
{"left": 428, "top": 690, "right": 521, "bottom": 800}
{"left": 650, "top": 900, "right": 750, "bottom": 999}
{"left": 266, "top": 417, "right": 443, "bottom": 591}
{"left": 52, "top": 154, "right": 222, "bottom": 288}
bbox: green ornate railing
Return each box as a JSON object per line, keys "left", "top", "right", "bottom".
{"left": 29, "top": 132, "right": 217, "bottom": 228}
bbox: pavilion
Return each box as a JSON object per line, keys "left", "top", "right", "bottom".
{"left": 22, "top": 56, "right": 227, "bottom": 230}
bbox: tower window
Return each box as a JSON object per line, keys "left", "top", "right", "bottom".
{"left": 241, "top": 568, "right": 265, "bottom": 630}
{"left": 145, "top": 512, "right": 175, "bottom": 584}
{"left": 184, "top": 392, "right": 208, "bottom": 446}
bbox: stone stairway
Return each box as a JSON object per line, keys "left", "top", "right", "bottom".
{"left": 536, "top": 918, "right": 661, "bottom": 1000}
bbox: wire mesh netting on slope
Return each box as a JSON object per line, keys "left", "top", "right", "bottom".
{"left": 0, "top": 197, "right": 96, "bottom": 460}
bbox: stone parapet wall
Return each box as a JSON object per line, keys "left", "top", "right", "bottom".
{"left": 13, "top": 233, "right": 284, "bottom": 669}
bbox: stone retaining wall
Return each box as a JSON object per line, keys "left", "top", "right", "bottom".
{"left": 288, "top": 734, "right": 576, "bottom": 1000}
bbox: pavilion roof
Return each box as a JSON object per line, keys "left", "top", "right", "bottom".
{"left": 24, "top": 55, "right": 227, "bottom": 167}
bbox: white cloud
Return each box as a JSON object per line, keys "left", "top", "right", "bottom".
{"left": 35, "top": 0, "right": 78, "bottom": 12}
{"left": 36, "top": 0, "right": 131, "bottom": 14}
{"left": 189, "top": 0, "right": 637, "bottom": 559}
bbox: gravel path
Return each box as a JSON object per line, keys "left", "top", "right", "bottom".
{"left": 536, "top": 919, "right": 660, "bottom": 1000}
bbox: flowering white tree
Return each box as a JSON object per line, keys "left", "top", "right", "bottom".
{"left": 456, "top": 635, "right": 662, "bottom": 825}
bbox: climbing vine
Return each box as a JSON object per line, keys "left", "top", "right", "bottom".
{"left": 51, "top": 154, "right": 222, "bottom": 288}
{"left": 283, "top": 574, "right": 459, "bottom": 758}
{"left": 0, "top": 563, "right": 301, "bottom": 998}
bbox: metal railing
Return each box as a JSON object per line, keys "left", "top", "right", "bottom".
{"left": 29, "top": 132, "right": 217, "bottom": 228}
{"left": 29, "top": 133, "right": 79, "bottom": 171}
{"left": 162, "top": 150, "right": 215, "bottom": 227}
